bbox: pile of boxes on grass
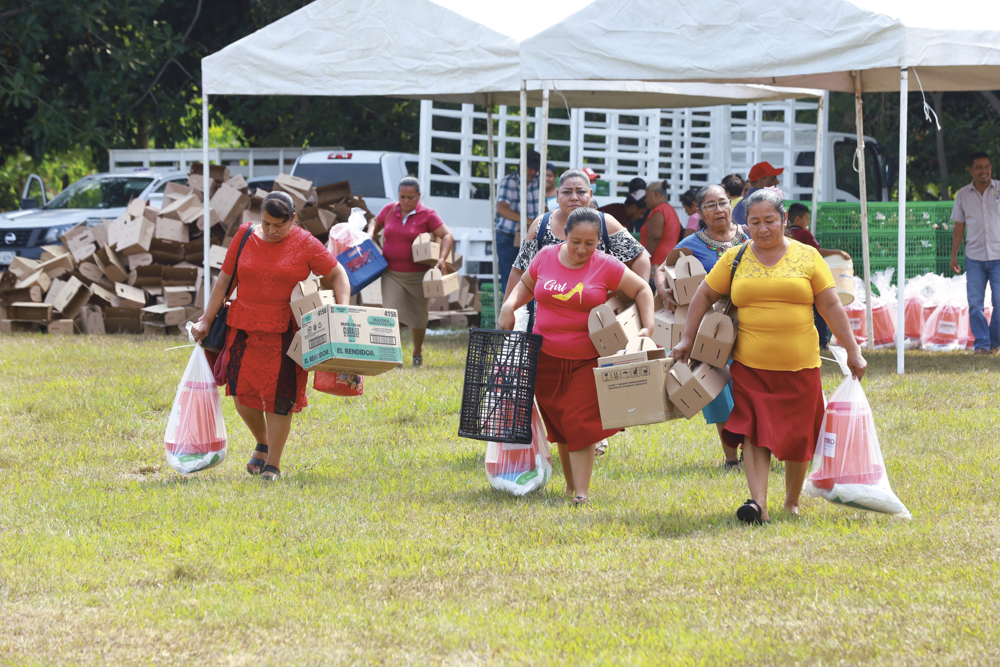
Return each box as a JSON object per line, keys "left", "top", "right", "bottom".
{"left": 413, "top": 232, "right": 483, "bottom": 328}
{"left": 0, "top": 164, "right": 390, "bottom": 335}
{"left": 591, "top": 248, "right": 737, "bottom": 428}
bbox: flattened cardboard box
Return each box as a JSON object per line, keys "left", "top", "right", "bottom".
{"left": 301, "top": 304, "right": 402, "bottom": 375}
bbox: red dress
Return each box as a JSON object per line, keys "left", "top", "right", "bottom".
{"left": 221, "top": 223, "right": 337, "bottom": 414}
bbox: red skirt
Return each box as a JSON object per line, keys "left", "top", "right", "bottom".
{"left": 534, "top": 351, "right": 621, "bottom": 451}
{"left": 225, "top": 321, "right": 307, "bottom": 415}
{"left": 722, "top": 361, "right": 823, "bottom": 462}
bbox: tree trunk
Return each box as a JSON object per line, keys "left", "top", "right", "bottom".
{"left": 981, "top": 91, "right": 1000, "bottom": 116}
{"left": 136, "top": 112, "right": 150, "bottom": 149}
{"left": 930, "top": 91, "right": 948, "bottom": 200}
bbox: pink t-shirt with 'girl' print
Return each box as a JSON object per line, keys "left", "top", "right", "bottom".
{"left": 528, "top": 244, "right": 627, "bottom": 359}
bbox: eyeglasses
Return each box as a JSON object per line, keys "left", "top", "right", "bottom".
{"left": 701, "top": 199, "right": 732, "bottom": 212}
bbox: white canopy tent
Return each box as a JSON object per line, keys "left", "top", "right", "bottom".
{"left": 200, "top": 0, "right": 821, "bottom": 324}
{"left": 521, "top": 0, "right": 1000, "bottom": 373}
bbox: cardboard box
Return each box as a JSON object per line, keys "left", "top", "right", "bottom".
{"left": 114, "top": 283, "right": 147, "bottom": 309}
{"left": 0, "top": 286, "right": 43, "bottom": 305}
{"left": 665, "top": 362, "right": 732, "bottom": 419}
{"left": 44, "top": 279, "right": 67, "bottom": 305}
{"left": 287, "top": 330, "right": 304, "bottom": 367}
{"left": 148, "top": 238, "right": 186, "bottom": 264}
{"left": 15, "top": 269, "right": 52, "bottom": 295}
{"left": 210, "top": 183, "right": 251, "bottom": 227}
{"left": 158, "top": 193, "right": 200, "bottom": 222}
{"left": 104, "top": 307, "right": 143, "bottom": 333}
{"left": 142, "top": 304, "right": 187, "bottom": 326}
{"left": 422, "top": 267, "right": 460, "bottom": 298}
{"left": 359, "top": 279, "right": 382, "bottom": 306}
{"left": 161, "top": 266, "right": 199, "bottom": 287}
{"left": 79, "top": 305, "right": 105, "bottom": 334}
{"left": 588, "top": 296, "right": 640, "bottom": 356}
{"left": 116, "top": 218, "right": 155, "bottom": 256}
{"left": 315, "top": 180, "right": 351, "bottom": 207}
{"left": 209, "top": 245, "right": 228, "bottom": 270}
{"left": 274, "top": 173, "right": 313, "bottom": 194}
{"left": 187, "top": 173, "right": 215, "bottom": 197}
{"left": 163, "top": 286, "right": 195, "bottom": 307}
{"left": 164, "top": 181, "right": 193, "bottom": 199}
{"left": 224, "top": 174, "right": 249, "bottom": 194}
{"left": 663, "top": 248, "right": 706, "bottom": 306}
{"left": 132, "top": 264, "right": 164, "bottom": 287}
{"left": 76, "top": 261, "right": 105, "bottom": 285}
{"left": 428, "top": 296, "right": 450, "bottom": 312}
{"left": 48, "top": 319, "right": 77, "bottom": 335}
{"left": 127, "top": 252, "right": 154, "bottom": 272}
{"left": 9, "top": 302, "right": 54, "bottom": 322}
{"left": 59, "top": 225, "right": 98, "bottom": 263}
{"left": 299, "top": 205, "right": 333, "bottom": 236}
{"left": 38, "top": 252, "right": 74, "bottom": 279}
{"left": 9, "top": 256, "right": 40, "bottom": 280}
{"left": 337, "top": 239, "right": 387, "bottom": 295}
{"left": 94, "top": 245, "right": 128, "bottom": 283}
{"left": 0, "top": 320, "right": 41, "bottom": 333}
{"left": 691, "top": 311, "right": 737, "bottom": 368}
{"left": 290, "top": 279, "right": 319, "bottom": 302}
{"left": 300, "top": 304, "right": 402, "bottom": 375}
{"left": 593, "top": 338, "right": 682, "bottom": 428}
{"left": 154, "top": 217, "right": 190, "bottom": 243}
{"left": 53, "top": 276, "right": 92, "bottom": 319}
{"left": 290, "top": 290, "right": 337, "bottom": 327}
{"left": 412, "top": 232, "right": 441, "bottom": 265}
{"left": 651, "top": 303, "right": 688, "bottom": 350}
{"left": 89, "top": 284, "right": 118, "bottom": 308}
{"left": 40, "top": 244, "right": 71, "bottom": 262}
{"left": 189, "top": 161, "right": 230, "bottom": 183}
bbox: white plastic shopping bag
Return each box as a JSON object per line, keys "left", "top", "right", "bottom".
{"left": 485, "top": 402, "right": 552, "bottom": 496}
{"left": 164, "top": 345, "right": 227, "bottom": 474}
{"left": 804, "top": 347, "right": 911, "bottom": 518}
{"left": 327, "top": 207, "right": 370, "bottom": 256}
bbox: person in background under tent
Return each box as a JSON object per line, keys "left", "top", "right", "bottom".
{"left": 786, "top": 202, "right": 852, "bottom": 349}
{"left": 722, "top": 173, "right": 746, "bottom": 211}
{"left": 598, "top": 192, "right": 648, "bottom": 234}
{"left": 950, "top": 151, "right": 1000, "bottom": 354}
{"left": 680, "top": 187, "right": 701, "bottom": 238}
{"left": 732, "top": 163, "right": 782, "bottom": 226}
{"left": 494, "top": 150, "right": 541, "bottom": 295}
{"left": 642, "top": 180, "right": 683, "bottom": 268}
{"left": 544, "top": 162, "right": 558, "bottom": 213}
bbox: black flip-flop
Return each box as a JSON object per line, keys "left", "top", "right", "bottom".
{"left": 247, "top": 443, "right": 268, "bottom": 476}
{"left": 260, "top": 464, "right": 281, "bottom": 481}
{"left": 736, "top": 499, "right": 763, "bottom": 525}
{"left": 571, "top": 495, "right": 589, "bottom": 507}
{"left": 724, "top": 460, "right": 741, "bottom": 471}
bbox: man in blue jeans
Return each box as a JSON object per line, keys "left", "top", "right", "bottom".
{"left": 950, "top": 151, "right": 1000, "bottom": 354}
{"left": 494, "top": 151, "right": 540, "bottom": 294}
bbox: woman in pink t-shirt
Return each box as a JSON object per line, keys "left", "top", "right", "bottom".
{"left": 498, "top": 208, "right": 654, "bottom": 505}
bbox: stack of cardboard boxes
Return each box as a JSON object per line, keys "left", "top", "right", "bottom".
{"left": 591, "top": 250, "right": 738, "bottom": 428}
{"left": 0, "top": 167, "right": 377, "bottom": 335}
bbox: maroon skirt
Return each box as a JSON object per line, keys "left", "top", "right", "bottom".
{"left": 534, "top": 351, "right": 621, "bottom": 451}
{"left": 722, "top": 361, "right": 824, "bottom": 462}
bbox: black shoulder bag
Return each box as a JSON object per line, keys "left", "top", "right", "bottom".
{"left": 723, "top": 241, "right": 750, "bottom": 316}
{"left": 203, "top": 225, "right": 255, "bottom": 352}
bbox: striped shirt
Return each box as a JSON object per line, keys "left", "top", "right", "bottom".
{"left": 494, "top": 171, "right": 540, "bottom": 234}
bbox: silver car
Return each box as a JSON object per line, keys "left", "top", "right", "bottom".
{"left": 0, "top": 170, "right": 189, "bottom": 268}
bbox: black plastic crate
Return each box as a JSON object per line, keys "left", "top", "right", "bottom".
{"left": 458, "top": 328, "right": 543, "bottom": 444}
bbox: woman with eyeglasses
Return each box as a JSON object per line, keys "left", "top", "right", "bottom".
{"left": 654, "top": 184, "right": 748, "bottom": 470}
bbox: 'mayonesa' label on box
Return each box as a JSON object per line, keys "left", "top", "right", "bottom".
{"left": 301, "top": 304, "right": 403, "bottom": 375}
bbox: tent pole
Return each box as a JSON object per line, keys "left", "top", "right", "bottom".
{"left": 202, "top": 89, "right": 211, "bottom": 306}
{"left": 538, "top": 82, "right": 550, "bottom": 214}
{"left": 519, "top": 81, "right": 528, "bottom": 243}
{"left": 810, "top": 94, "right": 824, "bottom": 235}
{"left": 854, "top": 71, "right": 874, "bottom": 352}
{"left": 487, "top": 98, "right": 500, "bottom": 326}
{"left": 897, "top": 68, "right": 909, "bottom": 374}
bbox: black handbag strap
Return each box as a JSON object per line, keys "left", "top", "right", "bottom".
{"left": 225, "top": 224, "right": 255, "bottom": 300}
{"left": 724, "top": 241, "right": 750, "bottom": 316}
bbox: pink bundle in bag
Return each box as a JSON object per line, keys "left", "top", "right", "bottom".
{"left": 164, "top": 346, "right": 227, "bottom": 474}
{"left": 313, "top": 372, "right": 364, "bottom": 397}
{"left": 804, "top": 348, "right": 910, "bottom": 518}
{"left": 485, "top": 403, "right": 552, "bottom": 496}
{"left": 870, "top": 269, "right": 897, "bottom": 348}
{"left": 327, "top": 208, "right": 370, "bottom": 256}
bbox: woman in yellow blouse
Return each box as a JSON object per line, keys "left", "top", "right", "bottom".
{"left": 672, "top": 189, "right": 866, "bottom": 524}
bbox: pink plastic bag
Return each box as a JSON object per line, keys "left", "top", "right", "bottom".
{"left": 485, "top": 403, "right": 552, "bottom": 496}
{"left": 327, "top": 208, "right": 370, "bottom": 256}
{"left": 164, "top": 346, "right": 227, "bottom": 474}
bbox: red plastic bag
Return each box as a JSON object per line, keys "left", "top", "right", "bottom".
{"left": 164, "top": 346, "right": 227, "bottom": 474}
{"left": 313, "top": 372, "right": 364, "bottom": 397}
{"left": 485, "top": 403, "right": 552, "bottom": 496}
{"left": 804, "top": 349, "right": 910, "bottom": 518}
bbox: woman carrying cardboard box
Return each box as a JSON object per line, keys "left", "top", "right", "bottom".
{"left": 655, "top": 184, "right": 748, "bottom": 470}
{"left": 191, "top": 191, "right": 351, "bottom": 481}
{"left": 498, "top": 207, "right": 655, "bottom": 506}
{"left": 671, "top": 188, "right": 866, "bottom": 524}
{"left": 369, "top": 177, "right": 454, "bottom": 368}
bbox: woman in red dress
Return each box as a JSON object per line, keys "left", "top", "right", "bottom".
{"left": 192, "top": 192, "right": 350, "bottom": 480}
{"left": 498, "top": 208, "right": 655, "bottom": 505}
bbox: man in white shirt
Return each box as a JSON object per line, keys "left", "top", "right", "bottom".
{"left": 951, "top": 151, "right": 1000, "bottom": 354}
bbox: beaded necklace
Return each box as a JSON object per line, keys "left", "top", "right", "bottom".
{"left": 696, "top": 225, "right": 748, "bottom": 258}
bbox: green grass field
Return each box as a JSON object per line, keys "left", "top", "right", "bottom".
{"left": 2, "top": 333, "right": 999, "bottom": 666}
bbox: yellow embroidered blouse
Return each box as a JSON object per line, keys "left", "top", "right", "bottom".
{"left": 705, "top": 241, "right": 835, "bottom": 371}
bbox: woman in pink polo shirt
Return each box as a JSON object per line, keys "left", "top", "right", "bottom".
{"left": 370, "top": 177, "right": 454, "bottom": 367}
{"left": 498, "top": 208, "right": 654, "bottom": 505}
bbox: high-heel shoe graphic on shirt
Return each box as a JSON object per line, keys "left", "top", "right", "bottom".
{"left": 552, "top": 282, "right": 584, "bottom": 303}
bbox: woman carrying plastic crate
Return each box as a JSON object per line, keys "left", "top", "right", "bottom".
{"left": 498, "top": 207, "right": 655, "bottom": 506}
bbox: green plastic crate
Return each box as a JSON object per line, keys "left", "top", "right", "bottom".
{"left": 479, "top": 282, "right": 497, "bottom": 328}
{"left": 814, "top": 202, "right": 951, "bottom": 233}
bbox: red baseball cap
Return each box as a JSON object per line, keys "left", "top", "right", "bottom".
{"left": 748, "top": 162, "right": 784, "bottom": 181}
